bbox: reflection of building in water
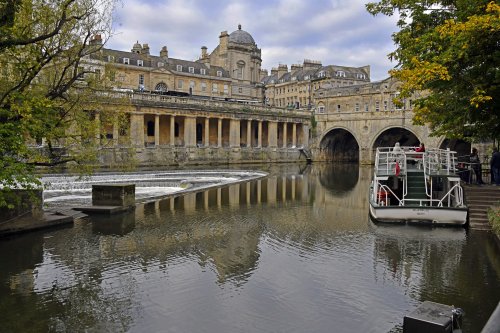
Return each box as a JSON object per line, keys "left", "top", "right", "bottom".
{"left": 371, "top": 225, "right": 465, "bottom": 289}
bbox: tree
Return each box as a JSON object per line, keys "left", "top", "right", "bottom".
{"left": 366, "top": 0, "right": 500, "bottom": 141}
{"left": 0, "top": 0, "right": 115, "bottom": 207}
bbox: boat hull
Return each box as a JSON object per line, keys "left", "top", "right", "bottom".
{"left": 369, "top": 204, "right": 468, "bottom": 227}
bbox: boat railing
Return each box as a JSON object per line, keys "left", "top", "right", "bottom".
{"left": 374, "top": 147, "right": 407, "bottom": 176}
{"left": 423, "top": 148, "right": 458, "bottom": 175}
{"left": 435, "top": 182, "right": 464, "bottom": 207}
{"left": 376, "top": 183, "right": 404, "bottom": 206}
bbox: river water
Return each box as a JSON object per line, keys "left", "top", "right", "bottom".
{"left": 0, "top": 163, "right": 499, "bottom": 333}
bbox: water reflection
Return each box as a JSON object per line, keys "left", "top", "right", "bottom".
{"left": 0, "top": 163, "right": 499, "bottom": 333}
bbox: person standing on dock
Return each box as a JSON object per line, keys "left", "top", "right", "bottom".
{"left": 470, "top": 148, "right": 484, "bottom": 185}
{"left": 491, "top": 147, "right": 500, "bottom": 186}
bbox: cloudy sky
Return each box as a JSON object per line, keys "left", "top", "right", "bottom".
{"left": 108, "top": 0, "right": 399, "bottom": 81}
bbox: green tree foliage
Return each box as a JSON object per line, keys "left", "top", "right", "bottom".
{"left": 0, "top": 0, "right": 115, "bottom": 206}
{"left": 366, "top": 0, "right": 500, "bottom": 141}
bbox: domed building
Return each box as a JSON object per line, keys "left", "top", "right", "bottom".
{"left": 199, "top": 24, "right": 263, "bottom": 101}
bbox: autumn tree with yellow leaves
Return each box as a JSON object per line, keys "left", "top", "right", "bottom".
{"left": 367, "top": 0, "right": 500, "bottom": 141}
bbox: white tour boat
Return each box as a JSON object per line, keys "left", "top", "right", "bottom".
{"left": 369, "top": 146, "right": 468, "bottom": 226}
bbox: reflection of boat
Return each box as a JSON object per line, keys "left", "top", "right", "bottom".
{"left": 369, "top": 147, "right": 468, "bottom": 226}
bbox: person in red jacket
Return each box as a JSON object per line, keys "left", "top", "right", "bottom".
{"left": 414, "top": 142, "right": 425, "bottom": 155}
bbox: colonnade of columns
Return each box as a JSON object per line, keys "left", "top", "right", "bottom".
{"left": 109, "top": 113, "right": 308, "bottom": 149}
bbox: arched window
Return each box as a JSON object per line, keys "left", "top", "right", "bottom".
{"left": 236, "top": 60, "right": 245, "bottom": 80}
{"left": 155, "top": 82, "right": 168, "bottom": 92}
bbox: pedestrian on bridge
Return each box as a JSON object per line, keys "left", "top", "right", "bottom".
{"left": 491, "top": 147, "right": 500, "bottom": 186}
{"left": 470, "top": 148, "right": 484, "bottom": 185}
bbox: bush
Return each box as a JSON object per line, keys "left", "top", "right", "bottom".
{"left": 488, "top": 206, "right": 500, "bottom": 235}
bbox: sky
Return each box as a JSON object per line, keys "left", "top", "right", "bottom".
{"left": 108, "top": 0, "right": 400, "bottom": 81}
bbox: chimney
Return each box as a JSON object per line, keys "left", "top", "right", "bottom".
{"left": 260, "top": 69, "right": 268, "bottom": 81}
{"left": 141, "top": 43, "right": 150, "bottom": 55}
{"left": 160, "top": 46, "right": 168, "bottom": 58}
{"left": 219, "top": 31, "right": 229, "bottom": 51}
{"left": 277, "top": 64, "right": 288, "bottom": 78}
{"left": 291, "top": 64, "right": 302, "bottom": 72}
{"left": 271, "top": 68, "right": 278, "bottom": 76}
{"left": 201, "top": 46, "right": 208, "bottom": 59}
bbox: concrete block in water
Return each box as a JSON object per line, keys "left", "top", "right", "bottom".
{"left": 92, "top": 184, "right": 135, "bottom": 207}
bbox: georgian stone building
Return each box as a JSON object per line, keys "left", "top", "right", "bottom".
{"left": 86, "top": 24, "right": 263, "bottom": 102}
{"left": 313, "top": 77, "right": 421, "bottom": 115}
{"left": 260, "top": 60, "right": 370, "bottom": 109}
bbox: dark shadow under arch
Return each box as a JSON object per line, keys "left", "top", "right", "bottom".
{"left": 320, "top": 128, "right": 359, "bottom": 162}
{"left": 373, "top": 128, "right": 419, "bottom": 150}
{"left": 440, "top": 139, "right": 471, "bottom": 160}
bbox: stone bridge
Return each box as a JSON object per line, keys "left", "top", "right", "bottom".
{"left": 311, "top": 109, "right": 470, "bottom": 164}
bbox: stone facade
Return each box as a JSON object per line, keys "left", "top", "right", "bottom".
{"left": 261, "top": 60, "right": 370, "bottom": 109}
{"left": 76, "top": 27, "right": 456, "bottom": 166}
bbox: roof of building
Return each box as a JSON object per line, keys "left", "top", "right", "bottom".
{"left": 229, "top": 24, "right": 255, "bottom": 45}
{"left": 92, "top": 47, "right": 229, "bottom": 78}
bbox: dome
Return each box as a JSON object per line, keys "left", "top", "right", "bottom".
{"left": 228, "top": 24, "right": 255, "bottom": 44}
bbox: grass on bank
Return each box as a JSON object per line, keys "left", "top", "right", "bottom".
{"left": 488, "top": 205, "right": 500, "bottom": 236}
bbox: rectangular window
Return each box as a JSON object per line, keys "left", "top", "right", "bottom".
{"left": 365, "top": 104, "right": 369, "bottom": 112}
{"left": 189, "top": 81, "right": 195, "bottom": 89}
{"left": 384, "top": 101, "right": 388, "bottom": 111}
{"left": 318, "top": 106, "right": 325, "bottom": 113}
{"left": 337, "top": 104, "right": 341, "bottom": 112}
{"left": 139, "top": 74, "right": 144, "bottom": 85}
{"left": 201, "top": 82, "right": 207, "bottom": 91}
{"left": 355, "top": 103, "right": 359, "bottom": 112}
{"left": 212, "top": 83, "right": 218, "bottom": 92}
{"left": 157, "top": 62, "right": 164, "bottom": 67}
{"left": 94, "top": 69, "right": 101, "bottom": 78}
{"left": 224, "top": 84, "right": 228, "bottom": 94}
{"left": 176, "top": 65, "right": 182, "bottom": 71}
{"left": 178, "top": 79, "right": 183, "bottom": 89}
{"left": 137, "top": 60, "right": 143, "bottom": 67}
{"left": 375, "top": 101, "right": 380, "bottom": 112}
{"left": 216, "top": 71, "right": 222, "bottom": 77}
{"left": 189, "top": 67, "right": 194, "bottom": 73}
{"left": 123, "top": 58, "right": 129, "bottom": 65}
{"left": 200, "top": 68, "right": 206, "bottom": 75}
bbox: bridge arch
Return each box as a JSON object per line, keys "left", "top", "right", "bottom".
{"left": 439, "top": 138, "right": 471, "bottom": 159}
{"left": 319, "top": 127, "right": 360, "bottom": 162}
{"left": 370, "top": 126, "right": 421, "bottom": 150}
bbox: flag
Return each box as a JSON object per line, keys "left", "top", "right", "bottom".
{"left": 395, "top": 161, "right": 400, "bottom": 176}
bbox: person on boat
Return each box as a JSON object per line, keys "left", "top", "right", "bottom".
{"left": 470, "top": 148, "right": 484, "bottom": 185}
{"left": 392, "top": 142, "right": 403, "bottom": 154}
{"left": 414, "top": 142, "right": 425, "bottom": 155}
{"left": 491, "top": 147, "right": 500, "bottom": 186}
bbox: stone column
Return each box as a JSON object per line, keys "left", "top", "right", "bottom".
{"left": 269, "top": 121, "right": 278, "bottom": 148}
{"left": 246, "top": 120, "right": 252, "bottom": 148}
{"left": 154, "top": 114, "right": 160, "bottom": 146}
{"left": 184, "top": 116, "right": 196, "bottom": 147}
{"left": 94, "top": 112, "right": 100, "bottom": 145}
{"left": 229, "top": 119, "right": 240, "bottom": 148}
{"left": 292, "top": 123, "right": 297, "bottom": 148}
{"left": 170, "top": 115, "right": 175, "bottom": 146}
{"left": 283, "top": 122, "right": 287, "bottom": 148}
{"left": 303, "top": 125, "right": 309, "bottom": 147}
{"left": 217, "top": 118, "right": 222, "bottom": 148}
{"left": 113, "top": 119, "right": 119, "bottom": 147}
{"left": 130, "top": 113, "right": 144, "bottom": 147}
{"left": 205, "top": 118, "right": 210, "bottom": 147}
{"left": 258, "top": 121, "right": 262, "bottom": 148}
